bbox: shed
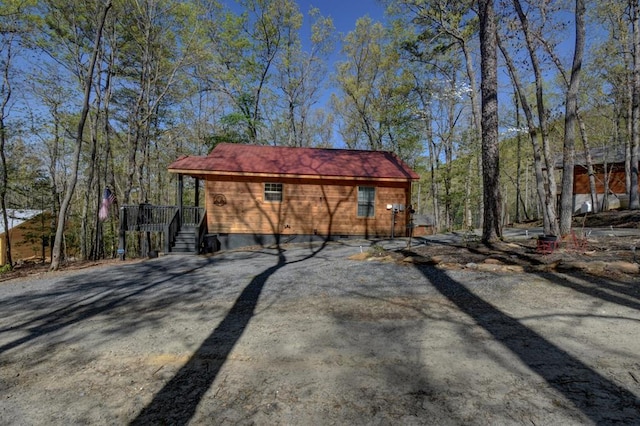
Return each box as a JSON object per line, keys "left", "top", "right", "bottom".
{"left": 168, "top": 143, "right": 420, "bottom": 250}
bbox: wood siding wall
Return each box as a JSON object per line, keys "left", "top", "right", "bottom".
{"left": 573, "top": 164, "right": 630, "bottom": 194}
{"left": 205, "top": 176, "right": 412, "bottom": 238}
{"left": 0, "top": 212, "right": 54, "bottom": 264}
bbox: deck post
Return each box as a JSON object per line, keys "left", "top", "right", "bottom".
{"left": 138, "top": 203, "right": 151, "bottom": 257}
{"left": 118, "top": 207, "right": 126, "bottom": 260}
{"left": 177, "top": 174, "right": 184, "bottom": 224}
{"left": 195, "top": 177, "right": 200, "bottom": 208}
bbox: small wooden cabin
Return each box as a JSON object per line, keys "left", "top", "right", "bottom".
{"left": 0, "top": 210, "right": 52, "bottom": 265}
{"left": 168, "top": 143, "right": 420, "bottom": 249}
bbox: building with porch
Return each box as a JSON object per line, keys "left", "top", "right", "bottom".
{"left": 166, "top": 143, "right": 420, "bottom": 251}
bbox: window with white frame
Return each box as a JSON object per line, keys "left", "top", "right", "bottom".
{"left": 357, "top": 186, "right": 375, "bottom": 217}
{"left": 264, "top": 183, "right": 283, "bottom": 202}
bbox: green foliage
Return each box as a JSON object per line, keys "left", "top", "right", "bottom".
{"left": 0, "top": 0, "right": 635, "bottom": 258}
{"left": 367, "top": 244, "right": 386, "bottom": 256}
{"left": 204, "top": 113, "right": 252, "bottom": 148}
{"left": 333, "top": 16, "right": 423, "bottom": 161}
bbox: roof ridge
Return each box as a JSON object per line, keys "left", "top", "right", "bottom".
{"left": 214, "top": 142, "right": 396, "bottom": 155}
{"left": 172, "top": 143, "right": 419, "bottom": 180}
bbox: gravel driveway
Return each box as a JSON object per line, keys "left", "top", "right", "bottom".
{"left": 1, "top": 238, "right": 639, "bottom": 425}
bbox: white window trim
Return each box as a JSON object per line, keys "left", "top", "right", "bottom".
{"left": 264, "top": 182, "right": 283, "bottom": 202}
{"left": 357, "top": 186, "right": 376, "bottom": 218}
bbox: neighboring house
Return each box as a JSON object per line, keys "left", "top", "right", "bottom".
{"left": 168, "top": 143, "right": 420, "bottom": 250}
{"left": 0, "top": 210, "right": 51, "bottom": 265}
{"left": 569, "top": 146, "right": 635, "bottom": 212}
{"left": 411, "top": 214, "right": 436, "bottom": 237}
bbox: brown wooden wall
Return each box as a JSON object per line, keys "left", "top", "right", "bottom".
{"left": 0, "top": 212, "right": 53, "bottom": 265}
{"left": 573, "top": 164, "right": 629, "bottom": 194}
{"left": 204, "top": 176, "right": 412, "bottom": 238}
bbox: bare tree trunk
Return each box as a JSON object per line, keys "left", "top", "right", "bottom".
{"left": 430, "top": 141, "right": 440, "bottom": 231}
{"left": 499, "top": 35, "right": 550, "bottom": 232}
{"left": 478, "top": 0, "right": 501, "bottom": 243}
{"left": 444, "top": 78, "right": 457, "bottom": 231}
{"left": 460, "top": 41, "right": 484, "bottom": 229}
{"left": 603, "top": 162, "right": 611, "bottom": 211}
{"left": 578, "top": 110, "right": 598, "bottom": 212}
{"left": 95, "top": 25, "right": 117, "bottom": 260}
{"left": 464, "top": 155, "right": 473, "bottom": 228}
{"left": 81, "top": 113, "right": 100, "bottom": 260}
{"left": 624, "top": 50, "right": 633, "bottom": 200}
{"left": 50, "top": 1, "right": 112, "bottom": 271}
{"left": 559, "top": 0, "right": 586, "bottom": 236}
{"left": 0, "top": 36, "right": 13, "bottom": 267}
{"left": 513, "top": 0, "right": 559, "bottom": 235}
{"left": 631, "top": 0, "right": 640, "bottom": 209}
{"left": 536, "top": 4, "right": 593, "bottom": 218}
{"left": 46, "top": 101, "right": 62, "bottom": 223}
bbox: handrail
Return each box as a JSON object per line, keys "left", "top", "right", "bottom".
{"left": 181, "top": 206, "right": 204, "bottom": 228}
{"left": 195, "top": 210, "right": 207, "bottom": 254}
{"left": 121, "top": 205, "right": 178, "bottom": 232}
{"left": 120, "top": 205, "right": 204, "bottom": 229}
{"left": 164, "top": 208, "right": 180, "bottom": 253}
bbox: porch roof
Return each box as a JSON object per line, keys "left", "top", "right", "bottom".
{"left": 168, "top": 143, "right": 420, "bottom": 181}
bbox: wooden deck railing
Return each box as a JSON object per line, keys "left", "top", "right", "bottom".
{"left": 120, "top": 205, "right": 205, "bottom": 230}
{"left": 181, "top": 206, "right": 204, "bottom": 228}
{"left": 120, "top": 204, "right": 206, "bottom": 254}
{"left": 120, "top": 205, "right": 176, "bottom": 232}
{"left": 164, "top": 208, "right": 180, "bottom": 254}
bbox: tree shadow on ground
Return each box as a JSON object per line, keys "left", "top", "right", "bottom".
{"left": 547, "top": 271, "right": 640, "bottom": 311}
{"left": 0, "top": 260, "right": 216, "bottom": 356}
{"left": 130, "top": 242, "right": 329, "bottom": 425}
{"left": 410, "top": 237, "right": 640, "bottom": 313}
{"left": 455, "top": 240, "right": 640, "bottom": 313}
{"left": 412, "top": 263, "right": 640, "bottom": 423}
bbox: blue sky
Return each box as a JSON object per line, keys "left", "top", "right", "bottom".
{"left": 292, "top": 1, "right": 389, "bottom": 143}
{"left": 297, "top": 0, "right": 386, "bottom": 35}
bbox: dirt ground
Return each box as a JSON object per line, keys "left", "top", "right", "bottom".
{"left": 395, "top": 233, "right": 640, "bottom": 281}
{"left": 356, "top": 209, "right": 640, "bottom": 282}
{"left": 3, "top": 209, "right": 639, "bottom": 282}
{"left": 1, "top": 212, "right": 640, "bottom": 425}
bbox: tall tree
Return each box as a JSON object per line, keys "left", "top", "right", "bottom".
{"left": 429, "top": 65, "right": 466, "bottom": 230}
{"left": 391, "top": 0, "right": 484, "bottom": 227}
{"left": 478, "top": 0, "right": 501, "bottom": 242}
{"left": 49, "top": 0, "right": 112, "bottom": 271}
{"left": 508, "top": 0, "right": 560, "bottom": 236}
{"left": 0, "top": 5, "right": 18, "bottom": 268}
{"left": 272, "top": 7, "right": 334, "bottom": 147}
{"left": 27, "top": 66, "right": 69, "bottom": 235}
{"left": 559, "top": 0, "right": 586, "bottom": 235}
{"left": 333, "top": 17, "right": 421, "bottom": 160}
{"left": 201, "top": 0, "right": 301, "bottom": 145}
{"left": 631, "top": 0, "right": 640, "bottom": 209}
{"left": 0, "top": 0, "right": 38, "bottom": 267}
{"left": 115, "top": 0, "right": 204, "bottom": 205}
{"left": 391, "top": 0, "right": 480, "bottom": 143}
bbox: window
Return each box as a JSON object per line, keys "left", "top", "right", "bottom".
{"left": 357, "top": 186, "right": 375, "bottom": 217}
{"left": 264, "top": 183, "right": 283, "bottom": 202}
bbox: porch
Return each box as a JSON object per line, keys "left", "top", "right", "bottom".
{"left": 118, "top": 204, "right": 208, "bottom": 257}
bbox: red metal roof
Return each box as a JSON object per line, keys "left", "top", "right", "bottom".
{"left": 168, "top": 143, "right": 420, "bottom": 181}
